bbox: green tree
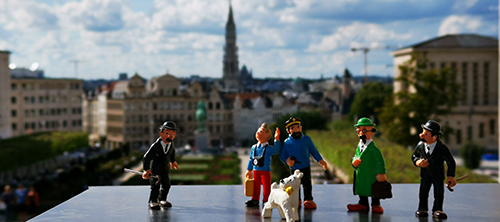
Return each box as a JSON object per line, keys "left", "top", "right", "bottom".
{"left": 459, "top": 141, "right": 484, "bottom": 169}
{"left": 379, "top": 54, "right": 460, "bottom": 148}
{"left": 348, "top": 82, "right": 393, "bottom": 123}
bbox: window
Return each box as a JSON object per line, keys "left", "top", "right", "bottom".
{"left": 12, "top": 123, "right": 17, "bottom": 131}
{"left": 39, "top": 96, "right": 44, "bottom": 103}
{"left": 11, "top": 83, "right": 17, "bottom": 90}
{"left": 461, "top": 63, "right": 467, "bottom": 104}
{"left": 11, "top": 110, "right": 17, "bottom": 117}
{"left": 216, "top": 102, "right": 221, "bottom": 109}
{"left": 483, "top": 62, "right": 489, "bottom": 105}
{"left": 490, "top": 119, "right": 495, "bottom": 135}
{"left": 456, "top": 129, "right": 462, "bottom": 145}
{"left": 479, "top": 123, "right": 484, "bottom": 138}
{"left": 472, "top": 62, "right": 478, "bottom": 105}
{"left": 11, "top": 97, "right": 16, "bottom": 104}
{"left": 208, "top": 102, "right": 213, "bottom": 110}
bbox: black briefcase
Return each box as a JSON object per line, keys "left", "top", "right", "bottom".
{"left": 372, "top": 181, "right": 392, "bottom": 199}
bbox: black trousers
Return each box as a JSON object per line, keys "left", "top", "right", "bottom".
{"left": 418, "top": 176, "right": 444, "bottom": 212}
{"left": 358, "top": 196, "right": 380, "bottom": 206}
{"left": 290, "top": 167, "right": 313, "bottom": 201}
{"left": 149, "top": 172, "right": 171, "bottom": 203}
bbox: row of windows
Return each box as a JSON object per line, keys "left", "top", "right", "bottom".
{"left": 120, "top": 101, "right": 224, "bottom": 111}
{"left": 434, "top": 61, "right": 491, "bottom": 106}
{"left": 11, "top": 95, "right": 82, "bottom": 105}
{"left": 11, "top": 108, "right": 82, "bottom": 117}
{"left": 108, "top": 103, "right": 122, "bottom": 110}
{"left": 453, "top": 119, "right": 495, "bottom": 145}
{"left": 11, "top": 82, "right": 81, "bottom": 91}
{"left": 121, "top": 112, "right": 232, "bottom": 124}
{"left": 12, "top": 119, "right": 82, "bottom": 131}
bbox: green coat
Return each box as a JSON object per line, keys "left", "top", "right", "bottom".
{"left": 352, "top": 141, "right": 386, "bottom": 197}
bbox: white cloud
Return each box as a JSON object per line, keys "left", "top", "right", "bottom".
{"left": 452, "top": 0, "right": 480, "bottom": 11}
{"left": 306, "top": 22, "right": 411, "bottom": 52}
{"left": 438, "top": 15, "right": 482, "bottom": 36}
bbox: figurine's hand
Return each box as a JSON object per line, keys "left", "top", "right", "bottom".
{"left": 416, "top": 159, "right": 429, "bottom": 168}
{"left": 286, "top": 157, "right": 295, "bottom": 167}
{"left": 275, "top": 128, "right": 281, "bottom": 141}
{"left": 318, "top": 160, "right": 327, "bottom": 170}
{"left": 171, "top": 162, "right": 179, "bottom": 170}
{"left": 446, "top": 176, "right": 457, "bottom": 188}
{"left": 376, "top": 174, "right": 387, "bottom": 182}
{"left": 352, "top": 158, "right": 361, "bottom": 167}
{"left": 245, "top": 170, "right": 253, "bottom": 179}
{"left": 142, "top": 170, "right": 152, "bottom": 180}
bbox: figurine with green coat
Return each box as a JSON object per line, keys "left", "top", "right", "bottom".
{"left": 347, "top": 117, "right": 387, "bottom": 214}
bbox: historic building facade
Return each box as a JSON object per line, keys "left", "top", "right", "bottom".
{"left": 392, "top": 34, "right": 498, "bottom": 151}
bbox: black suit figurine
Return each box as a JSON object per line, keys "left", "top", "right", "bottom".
{"left": 412, "top": 120, "right": 456, "bottom": 219}
{"left": 143, "top": 121, "right": 179, "bottom": 210}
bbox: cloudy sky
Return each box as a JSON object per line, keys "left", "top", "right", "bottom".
{"left": 0, "top": 0, "right": 497, "bottom": 80}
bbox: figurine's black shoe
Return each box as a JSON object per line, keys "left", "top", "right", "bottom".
{"left": 245, "top": 199, "right": 259, "bottom": 207}
{"left": 433, "top": 211, "right": 447, "bottom": 219}
{"left": 415, "top": 210, "right": 428, "bottom": 217}
{"left": 160, "top": 200, "right": 172, "bottom": 208}
{"left": 149, "top": 202, "right": 160, "bottom": 210}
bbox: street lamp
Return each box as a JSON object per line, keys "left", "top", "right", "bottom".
{"left": 351, "top": 47, "right": 370, "bottom": 84}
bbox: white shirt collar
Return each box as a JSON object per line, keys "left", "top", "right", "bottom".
{"left": 160, "top": 140, "right": 171, "bottom": 154}
{"left": 257, "top": 142, "right": 269, "bottom": 147}
{"left": 358, "top": 139, "right": 373, "bottom": 147}
{"left": 426, "top": 141, "right": 437, "bottom": 154}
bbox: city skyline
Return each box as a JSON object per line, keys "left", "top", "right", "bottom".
{"left": 0, "top": 0, "right": 498, "bottom": 80}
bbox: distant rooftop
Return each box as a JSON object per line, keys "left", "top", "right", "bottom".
{"left": 401, "top": 34, "right": 498, "bottom": 50}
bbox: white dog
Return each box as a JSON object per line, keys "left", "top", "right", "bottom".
{"left": 262, "top": 170, "right": 303, "bottom": 222}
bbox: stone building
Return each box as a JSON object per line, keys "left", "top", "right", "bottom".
{"left": 9, "top": 76, "right": 83, "bottom": 137}
{"left": 0, "top": 51, "right": 11, "bottom": 139}
{"left": 391, "top": 34, "right": 498, "bottom": 151}
{"left": 83, "top": 73, "right": 236, "bottom": 149}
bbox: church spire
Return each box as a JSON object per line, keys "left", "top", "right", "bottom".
{"left": 222, "top": 1, "right": 240, "bottom": 91}
{"left": 226, "top": 2, "right": 234, "bottom": 27}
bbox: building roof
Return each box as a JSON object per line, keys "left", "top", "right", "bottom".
{"left": 401, "top": 34, "right": 498, "bottom": 50}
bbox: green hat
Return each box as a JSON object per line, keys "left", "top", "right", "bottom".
{"left": 354, "top": 117, "right": 376, "bottom": 128}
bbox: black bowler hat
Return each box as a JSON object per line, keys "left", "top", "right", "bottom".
{"left": 285, "top": 117, "right": 301, "bottom": 129}
{"left": 160, "top": 121, "right": 178, "bottom": 132}
{"left": 421, "top": 120, "right": 442, "bottom": 135}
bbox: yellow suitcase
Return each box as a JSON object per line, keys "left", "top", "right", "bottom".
{"left": 244, "top": 178, "right": 254, "bottom": 197}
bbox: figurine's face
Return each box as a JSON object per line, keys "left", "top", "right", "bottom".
{"left": 286, "top": 124, "right": 302, "bottom": 135}
{"left": 255, "top": 127, "right": 270, "bottom": 143}
{"left": 419, "top": 129, "right": 436, "bottom": 144}
{"left": 160, "top": 128, "right": 177, "bottom": 143}
{"left": 356, "top": 126, "right": 374, "bottom": 140}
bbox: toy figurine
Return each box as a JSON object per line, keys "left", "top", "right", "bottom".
{"left": 245, "top": 123, "right": 281, "bottom": 207}
{"left": 262, "top": 170, "right": 303, "bottom": 222}
{"left": 347, "top": 117, "right": 387, "bottom": 214}
{"left": 142, "top": 121, "right": 179, "bottom": 210}
{"left": 412, "top": 120, "right": 456, "bottom": 219}
{"left": 279, "top": 117, "right": 327, "bottom": 209}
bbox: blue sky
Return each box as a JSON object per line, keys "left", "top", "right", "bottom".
{"left": 0, "top": 0, "right": 497, "bottom": 80}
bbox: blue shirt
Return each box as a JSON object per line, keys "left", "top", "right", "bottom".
{"left": 247, "top": 141, "right": 281, "bottom": 171}
{"left": 280, "top": 134, "right": 323, "bottom": 170}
